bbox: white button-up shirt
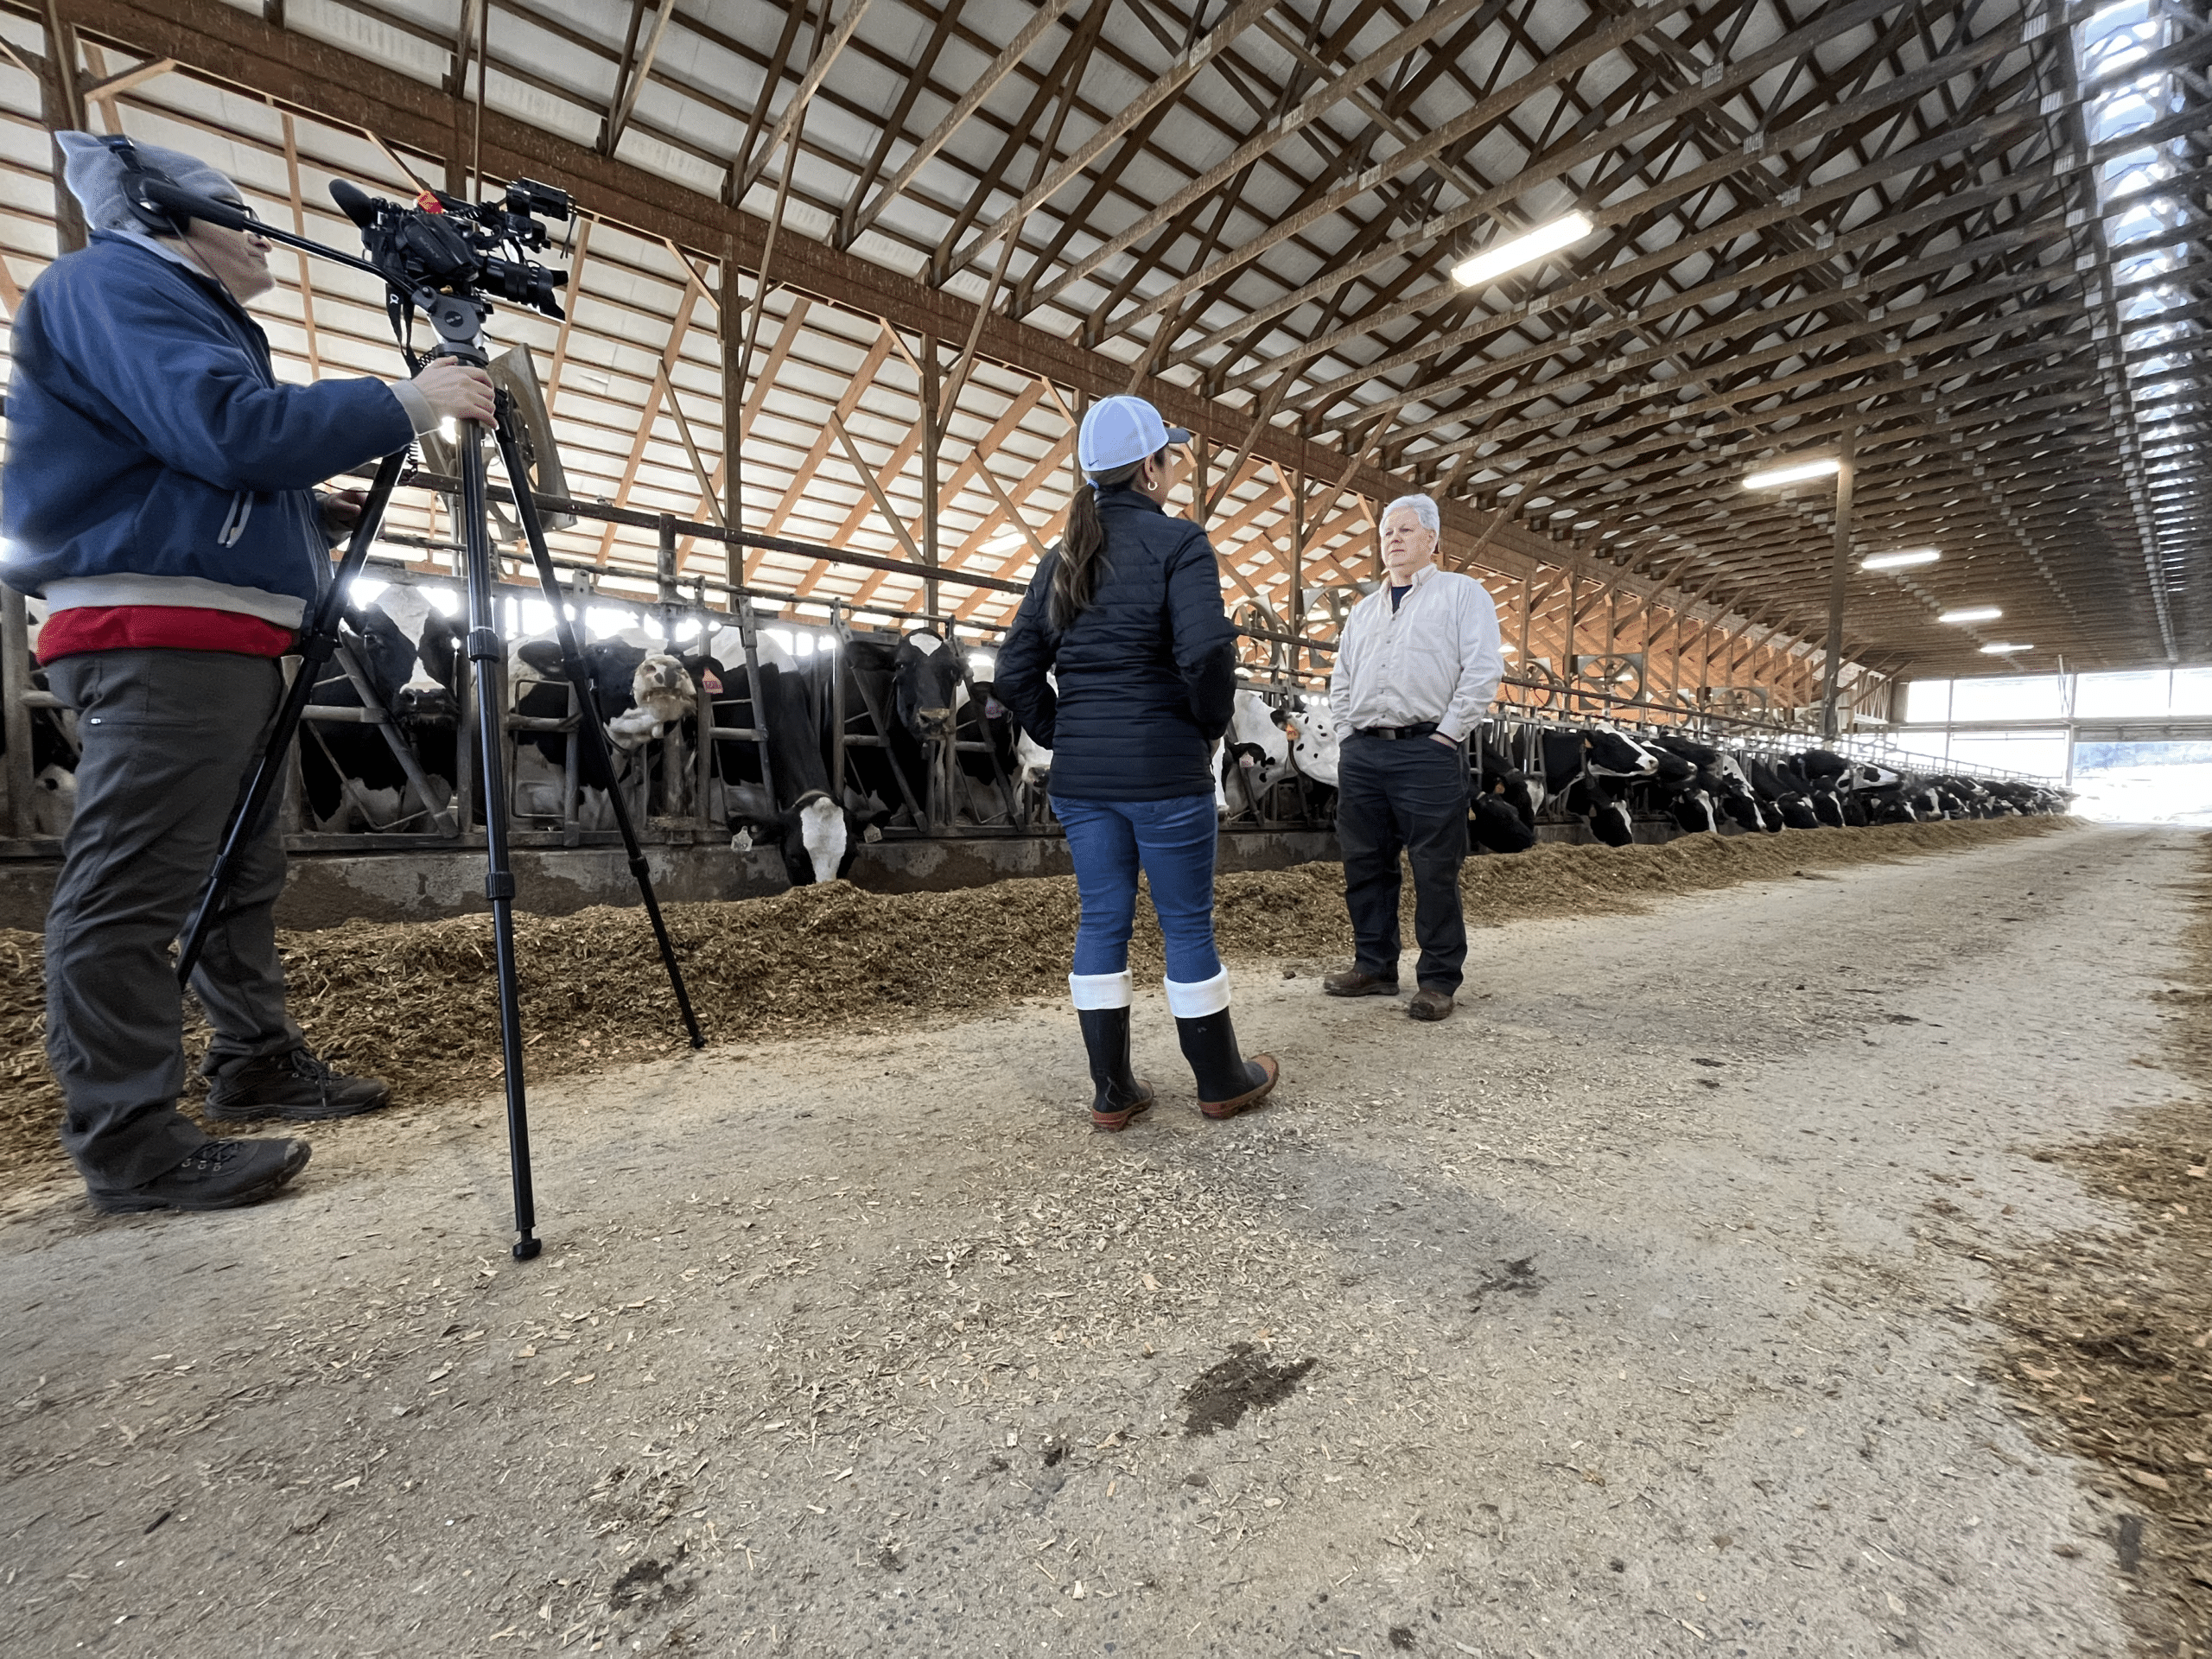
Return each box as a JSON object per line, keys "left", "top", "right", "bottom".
{"left": 1327, "top": 561, "right": 1505, "bottom": 744}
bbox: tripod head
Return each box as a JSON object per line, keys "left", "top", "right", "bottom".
{"left": 422, "top": 290, "right": 495, "bottom": 371}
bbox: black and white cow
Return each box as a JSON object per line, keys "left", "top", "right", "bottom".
{"left": 948, "top": 677, "right": 1021, "bottom": 824}
{"left": 721, "top": 652, "right": 884, "bottom": 887}
{"left": 1284, "top": 699, "right": 1341, "bottom": 791}
{"left": 1745, "top": 753, "right": 1822, "bottom": 830}
{"left": 835, "top": 630, "right": 971, "bottom": 827}
{"left": 509, "top": 626, "right": 706, "bottom": 825}
{"left": 1468, "top": 790, "right": 1538, "bottom": 853}
{"left": 1, "top": 618, "right": 79, "bottom": 836}
{"left": 300, "top": 588, "right": 461, "bottom": 832}
{"left": 1472, "top": 735, "right": 1542, "bottom": 851}
{"left": 1218, "top": 690, "right": 1293, "bottom": 818}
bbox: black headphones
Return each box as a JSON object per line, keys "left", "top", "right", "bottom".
{"left": 100, "top": 135, "right": 186, "bottom": 237}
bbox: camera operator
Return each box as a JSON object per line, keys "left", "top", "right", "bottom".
{"left": 2, "top": 133, "right": 495, "bottom": 1215}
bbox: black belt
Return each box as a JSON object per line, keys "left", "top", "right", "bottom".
{"left": 1358, "top": 721, "right": 1442, "bottom": 741}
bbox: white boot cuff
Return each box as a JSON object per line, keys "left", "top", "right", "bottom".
{"left": 1163, "top": 967, "right": 1231, "bottom": 1019}
{"left": 1069, "top": 971, "right": 1133, "bottom": 1011}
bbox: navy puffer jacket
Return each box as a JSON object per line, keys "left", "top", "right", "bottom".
{"left": 995, "top": 486, "right": 1238, "bottom": 802}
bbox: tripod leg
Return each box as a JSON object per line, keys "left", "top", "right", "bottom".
{"left": 491, "top": 403, "right": 707, "bottom": 1051}
{"left": 455, "top": 420, "right": 541, "bottom": 1262}
{"left": 178, "top": 448, "right": 409, "bottom": 986}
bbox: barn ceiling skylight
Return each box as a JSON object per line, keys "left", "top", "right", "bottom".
{"left": 2077, "top": 0, "right": 2199, "bottom": 658}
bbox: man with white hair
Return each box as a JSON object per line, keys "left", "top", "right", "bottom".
{"left": 1322, "top": 494, "right": 1504, "bottom": 1020}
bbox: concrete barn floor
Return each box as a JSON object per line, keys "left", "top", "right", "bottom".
{"left": 0, "top": 824, "right": 2194, "bottom": 1658}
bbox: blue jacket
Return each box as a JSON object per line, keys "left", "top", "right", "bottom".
{"left": 2, "top": 232, "right": 414, "bottom": 629}
{"left": 995, "top": 486, "right": 1238, "bottom": 801}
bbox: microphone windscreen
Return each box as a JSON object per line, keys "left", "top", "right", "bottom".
{"left": 329, "top": 180, "right": 379, "bottom": 229}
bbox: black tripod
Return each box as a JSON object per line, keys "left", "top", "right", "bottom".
{"left": 176, "top": 289, "right": 705, "bottom": 1262}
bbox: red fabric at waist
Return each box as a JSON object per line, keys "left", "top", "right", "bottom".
{"left": 35, "top": 606, "right": 296, "bottom": 663}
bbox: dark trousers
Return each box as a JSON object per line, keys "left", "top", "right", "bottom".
{"left": 1335, "top": 732, "right": 1468, "bottom": 994}
{"left": 42, "top": 649, "right": 303, "bottom": 1189}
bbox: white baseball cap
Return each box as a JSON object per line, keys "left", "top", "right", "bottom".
{"left": 1077, "top": 395, "right": 1193, "bottom": 476}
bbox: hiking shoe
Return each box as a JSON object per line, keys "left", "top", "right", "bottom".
{"left": 1408, "top": 989, "right": 1456, "bottom": 1022}
{"left": 206, "top": 1048, "right": 391, "bottom": 1122}
{"left": 1323, "top": 969, "right": 1399, "bottom": 996}
{"left": 88, "top": 1138, "right": 311, "bottom": 1214}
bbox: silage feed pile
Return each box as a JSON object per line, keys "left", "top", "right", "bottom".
{"left": 0, "top": 816, "right": 2063, "bottom": 1193}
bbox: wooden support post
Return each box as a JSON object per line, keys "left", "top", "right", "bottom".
{"left": 720, "top": 236, "right": 742, "bottom": 593}
{"left": 829, "top": 601, "right": 849, "bottom": 804}
{"left": 1562, "top": 575, "right": 1580, "bottom": 714}
{"left": 41, "top": 2, "right": 86, "bottom": 253}
{"left": 920, "top": 333, "right": 941, "bottom": 623}
{"left": 1820, "top": 427, "right": 1856, "bottom": 741}
{"left": 1289, "top": 469, "right": 1304, "bottom": 677}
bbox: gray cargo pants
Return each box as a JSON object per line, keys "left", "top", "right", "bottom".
{"left": 42, "top": 649, "right": 303, "bottom": 1189}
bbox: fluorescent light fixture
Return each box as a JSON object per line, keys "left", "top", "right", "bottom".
{"left": 1499, "top": 644, "right": 1518, "bottom": 655}
{"left": 1743, "top": 457, "right": 1841, "bottom": 489}
{"left": 1939, "top": 606, "right": 2002, "bottom": 624}
{"left": 1980, "top": 641, "right": 2031, "bottom": 654}
{"left": 1451, "top": 212, "right": 1595, "bottom": 289}
{"left": 1860, "top": 548, "right": 1941, "bottom": 571}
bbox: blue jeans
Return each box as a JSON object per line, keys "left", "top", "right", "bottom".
{"left": 1054, "top": 793, "right": 1224, "bottom": 984}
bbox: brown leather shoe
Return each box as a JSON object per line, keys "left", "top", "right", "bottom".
{"left": 1408, "top": 988, "right": 1455, "bottom": 1021}
{"left": 1323, "top": 969, "right": 1400, "bottom": 997}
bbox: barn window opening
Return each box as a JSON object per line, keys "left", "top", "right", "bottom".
{"left": 1902, "top": 668, "right": 2212, "bottom": 817}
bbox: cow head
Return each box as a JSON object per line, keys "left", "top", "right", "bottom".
{"left": 369, "top": 588, "right": 461, "bottom": 724}
{"left": 790, "top": 789, "right": 849, "bottom": 887}
{"left": 1470, "top": 792, "right": 1537, "bottom": 854}
{"left": 1582, "top": 728, "right": 1657, "bottom": 779}
{"left": 893, "top": 631, "right": 965, "bottom": 741}
{"left": 1669, "top": 789, "right": 1719, "bottom": 835}
{"left": 1588, "top": 797, "right": 1636, "bottom": 847}
{"left": 631, "top": 652, "right": 696, "bottom": 726}
{"left": 1719, "top": 792, "right": 1766, "bottom": 832}
{"left": 1286, "top": 703, "right": 1340, "bottom": 787}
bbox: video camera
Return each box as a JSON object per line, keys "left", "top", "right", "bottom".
{"left": 329, "top": 178, "right": 572, "bottom": 321}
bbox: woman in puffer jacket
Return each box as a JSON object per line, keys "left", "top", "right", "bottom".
{"left": 995, "top": 396, "right": 1281, "bottom": 1130}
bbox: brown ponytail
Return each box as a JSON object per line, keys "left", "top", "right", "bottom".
{"left": 1048, "top": 448, "right": 1165, "bottom": 631}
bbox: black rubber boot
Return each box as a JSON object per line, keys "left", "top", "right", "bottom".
{"left": 1077, "top": 1007, "right": 1154, "bottom": 1131}
{"left": 1174, "top": 1010, "right": 1280, "bottom": 1120}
